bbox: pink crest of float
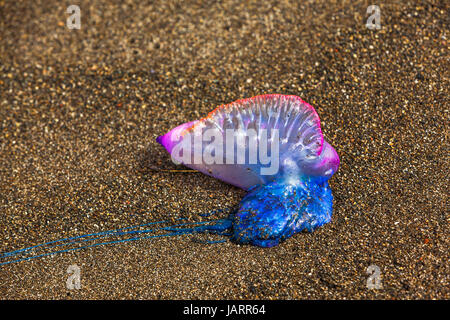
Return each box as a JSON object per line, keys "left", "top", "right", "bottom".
{"left": 157, "top": 94, "right": 339, "bottom": 190}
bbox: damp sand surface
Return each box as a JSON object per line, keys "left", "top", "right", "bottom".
{"left": 0, "top": 0, "right": 448, "bottom": 299}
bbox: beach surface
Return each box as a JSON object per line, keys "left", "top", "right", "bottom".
{"left": 0, "top": 0, "right": 448, "bottom": 299}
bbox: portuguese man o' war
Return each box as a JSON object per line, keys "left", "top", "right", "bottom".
{"left": 157, "top": 94, "right": 340, "bottom": 247}
{"left": 0, "top": 95, "right": 339, "bottom": 266}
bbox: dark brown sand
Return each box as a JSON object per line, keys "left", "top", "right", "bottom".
{"left": 0, "top": 0, "right": 448, "bottom": 299}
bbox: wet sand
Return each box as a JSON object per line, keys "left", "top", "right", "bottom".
{"left": 0, "top": 0, "right": 448, "bottom": 299}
